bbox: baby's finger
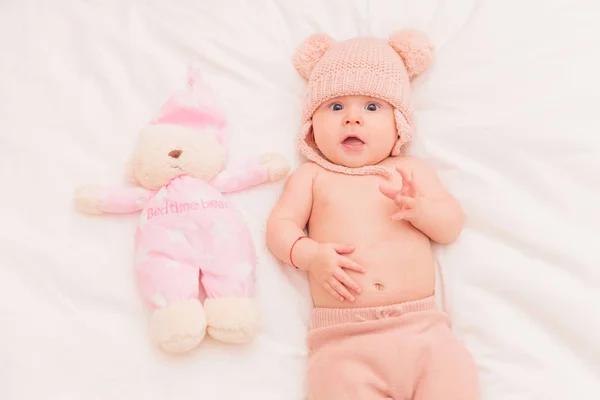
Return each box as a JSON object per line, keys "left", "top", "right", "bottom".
{"left": 391, "top": 211, "right": 408, "bottom": 221}
{"left": 394, "top": 195, "right": 416, "bottom": 208}
{"left": 378, "top": 184, "right": 400, "bottom": 200}
{"left": 334, "top": 270, "right": 362, "bottom": 294}
{"left": 391, "top": 208, "right": 419, "bottom": 221}
{"left": 396, "top": 166, "right": 411, "bottom": 183}
{"left": 329, "top": 278, "right": 355, "bottom": 302}
{"left": 339, "top": 257, "right": 366, "bottom": 273}
{"left": 397, "top": 167, "right": 416, "bottom": 192}
{"left": 323, "top": 282, "right": 345, "bottom": 302}
{"left": 408, "top": 170, "right": 418, "bottom": 196}
{"left": 392, "top": 195, "right": 406, "bottom": 210}
{"left": 333, "top": 243, "right": 355, "bottom": 255}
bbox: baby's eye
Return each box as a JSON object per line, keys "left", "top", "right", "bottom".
{"left": 330, "top": 103, "right": 343, "bottom": 111}
{"left": 365, "top": 103, "right": 379, "bottom": 111}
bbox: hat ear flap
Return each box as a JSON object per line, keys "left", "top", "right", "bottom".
{"left": 392, "top": 109, "right": 414, "bottom": 155}
{"left": 292, "top": 33, "right": 335, "bottom": 80}
{"left": 389, "top": 29, "right": 435, "bottom": 80}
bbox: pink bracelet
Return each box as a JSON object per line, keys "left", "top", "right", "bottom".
{"left": 289, "top": 235, "right": 308, "bottom": 269}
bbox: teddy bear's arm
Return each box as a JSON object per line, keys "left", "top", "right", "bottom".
{"left": 210, "top": 157, "right": 268, "bottom": 193}
{"left": 99, "top": 186, "right": 157, "bottom": 213}
{"left": 74, "top": 185, "right": 156, "bottom": 215}
{"left": 210, "top": 153, "right": 290, "bottom": 193}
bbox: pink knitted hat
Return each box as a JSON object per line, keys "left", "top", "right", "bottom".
{"left": 150, "top": 67, "right": 229, "bottom": 146}
{"left": 292, "top": 30, "right": 434, "bottom": 176}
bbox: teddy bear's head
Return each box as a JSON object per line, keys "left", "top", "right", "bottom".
{"left": 126, "top": 123, "right": 227, "bottom": 190}
{"left": 126, "top": 68, "right": 230, "bottom": 190}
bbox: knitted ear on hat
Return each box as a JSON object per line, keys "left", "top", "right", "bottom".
{"left": 389, "top": 30, "right": 434, "bottom": 80}
{"left": 392, "top": 109, "right": 413, "bottom": 156}
{"left": 292, "top": 33, "right": 335, "bottom": 80}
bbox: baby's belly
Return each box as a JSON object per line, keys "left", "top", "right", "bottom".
{"left": 308, "top": 232, "right": 436, "bottom": 309}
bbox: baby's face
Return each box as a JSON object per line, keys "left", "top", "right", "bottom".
{"left": 311, "top": 95, "right": 397, "bottom": 168}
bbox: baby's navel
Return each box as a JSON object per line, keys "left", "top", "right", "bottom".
{"left": 374, "top": 282, "right": 385, "bottom": 291}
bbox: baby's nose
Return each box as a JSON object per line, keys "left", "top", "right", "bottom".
{"left": 344, "top": 116, "right": 363, "bottom": 125}
{"left": 168, "top": 149, "right": 182, "bottom": 159}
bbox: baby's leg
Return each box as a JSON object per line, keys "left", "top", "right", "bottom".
{"left": 136, "top": 252, "right": 206, "bottom": 353}
{"left": 307, "top": 307, "right": 409, "bottom": 400}
{"left": 413, "top": 318, "right": 480, "bottom": 400}
{"left": 307, "top": 352, "right": 392, "bottom": 400}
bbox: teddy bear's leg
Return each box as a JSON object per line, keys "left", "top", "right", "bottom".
{"left": 200, "top": 260, "right": 260, "bottom": 344}
{"left": 203, "top": 294, "right": 260, "bottom": 344}
{"left": 137, "top": 254, "right": 207, "bottom": 353}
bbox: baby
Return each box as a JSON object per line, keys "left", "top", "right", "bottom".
{"left": 266, "top": 30, "right": 480, "bottom": 399}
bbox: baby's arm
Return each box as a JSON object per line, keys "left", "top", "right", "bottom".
{"left": 74, "top": 185, "right": 155, "bottom": 215}
{"left": 408, "top": 159, "right": 464, "bottom": 244}
{"left": 266, "top": 162, "right": 318, "bottom": 270}
{"left": 267, "top": 162, "right": 365, "bottom": 302}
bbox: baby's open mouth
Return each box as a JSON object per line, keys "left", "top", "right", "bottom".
{"left": 342, "top": 135, "right": 365, "bottom": 146}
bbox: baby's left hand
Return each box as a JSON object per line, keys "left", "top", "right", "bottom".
{"left": 379, "top": 166, "right": 423, "bottom": 222}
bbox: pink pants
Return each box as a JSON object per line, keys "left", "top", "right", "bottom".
{"left": 306, "top": 296, "right": 480, "bottom": 400}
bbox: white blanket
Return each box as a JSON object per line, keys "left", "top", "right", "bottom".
{"left": 1, "top": 0, "right": 599, "bottom": 399}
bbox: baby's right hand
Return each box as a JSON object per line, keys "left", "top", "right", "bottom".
{"left": 306, "top": 243, "right": 365, "bottom": 302}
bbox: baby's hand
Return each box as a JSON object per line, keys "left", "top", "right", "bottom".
{"left": 379, "top": 166, "right": 423, "bottom": 222}
{"left": 306, "top": 242, "right": 365, "bottom": 302}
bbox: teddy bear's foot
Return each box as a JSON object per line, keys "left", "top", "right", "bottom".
{"left": 150, "top": 299, "right": 207, "bottom": 353}
{"left": 204, "top": 297, "right": 260, "bottom": 344}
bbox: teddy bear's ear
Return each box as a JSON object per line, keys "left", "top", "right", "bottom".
{"left": 292, "top": 33, "right": 335, "bottom": 80}
{"left": 389, "top": 29, "right": 435, "bottom": 80}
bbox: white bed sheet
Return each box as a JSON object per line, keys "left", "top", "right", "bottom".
{"left": 1, "top": 0, "right": 599, "bottom": 399}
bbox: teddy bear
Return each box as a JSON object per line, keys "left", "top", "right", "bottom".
{"left": 74, "top": 68, "right": 290, "bottom": 354}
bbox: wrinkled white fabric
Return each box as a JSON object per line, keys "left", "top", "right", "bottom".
{"left": 0, "top": 0, "right": 599, "bottom": 399}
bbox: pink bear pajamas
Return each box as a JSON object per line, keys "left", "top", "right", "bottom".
{"left": 98, "top": 164, "right": 268, "bottom": 311}
{"left": 306, "top": 296, "right": 480, "bottom": 400}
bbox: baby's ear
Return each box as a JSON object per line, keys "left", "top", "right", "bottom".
{"left": 292, "top": 33, "right": 335, "bottom": 80}
{"left": 389, "top": 29, "right": 435, "bottom": 80}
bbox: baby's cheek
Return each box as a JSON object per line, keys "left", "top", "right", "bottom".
{"left": 373, "top": 127, "right": 398, "bottom": 154}
{"left": 312, "top": 128, "right": 338, "bottom": 155}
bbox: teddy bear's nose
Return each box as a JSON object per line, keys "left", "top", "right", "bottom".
{"left": 168, "top": 149, "right": 182, "bottom": 159}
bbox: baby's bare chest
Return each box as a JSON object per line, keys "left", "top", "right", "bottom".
{"left": 311, "top": 176, "right": 403, "bottom": 231}
{"left": 315, "top": 174, "right": 398, "bottom": 212}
